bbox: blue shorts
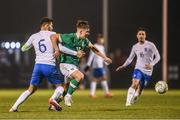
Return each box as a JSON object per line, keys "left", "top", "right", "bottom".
{"left": 132, "top": 69, "right": 151, "bottom": 87}
{"left": 30, "top": 64, "right": 64, "bottom": 86}
{"left": 93, "top": 68, "right": 106, "bottom": 78}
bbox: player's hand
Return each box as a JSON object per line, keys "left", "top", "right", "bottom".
{"left": 104, "top": 57, "right": 112, "bottom": 65}
{"left": 145, "top": 64, "right": 152, "bottom": 70}
{"left": 53, "top": 50, "right": 60, "bottom": 58}
{"left": 77, "top": 50, "right": 85, "bottom": 58}
{"left": 116, "top": 66, "right": 124, "bottom": 71}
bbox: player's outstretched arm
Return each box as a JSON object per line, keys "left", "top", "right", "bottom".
{"left": 51, "top": 33, "right": 85, "bottom": 58}
{"left": 89, "top": 43, "right": 112, "bottom": 64}
{"left": 51, "top": 34, "right": 61, "bottom": 58}
{"left": 59, "top": 43, "right": 85, "bottom": 58}
{"left": 116, "top": 46, "right": 135, "bottom": 72}
{"left": 21, "top": 35, "right": 34, "bottom": 52}
{"left": 84, "top": 50, "right": 94, "bottom": 72}
{"left": 21, "top": 44, "right": 32, "bottom": 52}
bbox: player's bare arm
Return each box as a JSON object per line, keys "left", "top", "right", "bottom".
{"left": 89, "top": 43, "right": 112, "bottom": 64}
{"left": 50, "top": 34, "right": 60, "bottom": 58}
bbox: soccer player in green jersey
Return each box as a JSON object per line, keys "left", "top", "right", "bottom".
{"left": 51, "top": 20, "right": 112, "bottom": 107}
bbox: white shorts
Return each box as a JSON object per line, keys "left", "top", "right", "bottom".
{"left": 59, "top": 63, "right": 78, "bottom": 83}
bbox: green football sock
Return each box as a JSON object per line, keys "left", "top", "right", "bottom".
{"left": 63, "top": 90, "right": 67, "bottom": 97}
{"left": 67, "top": 79, "right": 80, "bottom": 95}
{"left": 56, "top": 91, "right": 67, "bottom": 103}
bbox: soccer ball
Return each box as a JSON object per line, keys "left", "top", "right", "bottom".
{"left": 155, "top": 81, "right": 168, "bottom": 94}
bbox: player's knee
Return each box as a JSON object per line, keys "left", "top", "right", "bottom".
{"left": 78, "top": 73, "right": 84, "bottom": 81}
{"left": 101, "top": 76, "right": 107, "bottom": 80}
{"left": 131, "top": 84, "right": 136, "bottom": 89}
{"left": 76, "top": 73, "right": 84, "bottom": 82}
{"left": 92, "top": 77, "right": 97, "bottom": 82}
{"left": 28, "top": 86, "right": 37, "bottom": 94}
{"left": 131, "top": 81, "right": 139, "bottom": 89}
{"left": 28, "top": 89, "right": 36, "bottom": 94}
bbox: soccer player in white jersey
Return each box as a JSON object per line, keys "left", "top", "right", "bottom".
{"left": 116, "top": 27, "right": 160, "bottom": 106}
{"left": 9, "top": 17, "right": 84, "bottom": 112}
{"left": 85, "top": 34, "right": 113, "bottom": 98}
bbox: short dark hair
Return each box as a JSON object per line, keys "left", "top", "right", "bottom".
{"left": 76, "top": 20, "right": 89, "bottom": 29}
{"left": 40, "top": 17, "right": 53, "bottom": 26}
{"left": 137, "top": 27, "right": 146, "bottom": 33}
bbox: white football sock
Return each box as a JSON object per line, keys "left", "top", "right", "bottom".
{"left": 126, "top": 87, "right": 136, "bottom": 104}
{"left": 51, "top": 86, "right": 64, "bottom": 100}
{"left": 90, "top": 81, "right": 97, "bottom": 96}
{"left": 134, "top": 90, "right": 139, "bottom": 97}
{"left": 12, "top": 90, "right": 31, "bottom": 110}
{"left": 65, "top": 93, "right": 72, "bottom": 97}
{"left": 101, "top": 81, "right": 109, "bottom": 94}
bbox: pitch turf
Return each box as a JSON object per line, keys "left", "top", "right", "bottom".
{"left": 0, "top": 89, "right": 180, "bottom": 119}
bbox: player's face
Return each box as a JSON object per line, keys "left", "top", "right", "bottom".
{"left": 137, "top": 31, "right": 146, "bottom": 43}
{"left": 97, "top": 38, "right": 104, "bottom": 45}
{"left": 79, "top": 28, "right": 90, "bottom": 39}
{"left": 42, "top": 22, "right": 53, "bottom": 31}
{"left": 47, "top": 22, "right": 53, "bottom": 31}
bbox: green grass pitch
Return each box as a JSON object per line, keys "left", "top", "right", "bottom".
{"left": 0, "top": 89, "right": 180, "bottom": 119}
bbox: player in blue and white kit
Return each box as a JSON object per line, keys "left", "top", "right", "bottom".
{"left": 9, "top": 17, "right": 84, "bottom": 112}
{"left": 116, "top": 27, "right": 160, "bottom": 106}
{"left": 85, "top": 34, "right": 113, "bottom": 98}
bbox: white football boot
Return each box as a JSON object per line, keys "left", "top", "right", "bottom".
{"left": 9, "top": 108, "right": 18, "bottom": 112}
{"left": 64, "top": 95, "right": 73, "bottom": 107}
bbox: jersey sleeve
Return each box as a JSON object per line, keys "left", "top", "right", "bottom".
{"left": 122, "top": 45, "right": 136, "bottom": 67}
{"left": 85, "top": 39, "right": 91, "bottom": 48}
{"left": 25, "top": 35, "right": 34, "bottom": 48}
{"left": 151, "top": 43, "right": 161, "bottom": 66}
{"left": 21, "top": 35, "right": 34, "bottom": 52}
{"left": 60, "top": 34, "right": 72, "bottom": 44}
{"left": 58, "top": 43, "right": 77, "bottom": 56}
{"left": 85, "top": 39, "right": 92, "bottom": 48}
{"left": 87, "top": 50, "right": 95, "bottom": 66}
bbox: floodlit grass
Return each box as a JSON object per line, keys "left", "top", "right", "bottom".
{"left": 0, "top": 89, "right": 180, "bottom": 119}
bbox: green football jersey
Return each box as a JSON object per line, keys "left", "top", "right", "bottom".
{"left": 59, "top": 33, "right": 90, "bottom": 66}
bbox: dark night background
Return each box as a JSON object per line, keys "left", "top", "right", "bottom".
{"left": 0, "top": 0, "right": 179, "bottom": 89}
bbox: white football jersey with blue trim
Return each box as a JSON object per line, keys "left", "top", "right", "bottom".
{"left": 123, "top": 41, "right": 160, "bottom": 75}
{"left": 25, "top": 31, "right": 56, "bottom": 65}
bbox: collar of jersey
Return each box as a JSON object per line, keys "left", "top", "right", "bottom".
{"left": 74, "top": 33, "right": 82, "bottom": 41}
{"left": 40, "top": 30, "right": 49, "bottom": 32}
